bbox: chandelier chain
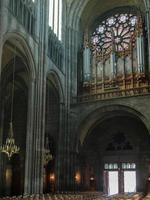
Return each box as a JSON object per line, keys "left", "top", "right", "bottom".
{"left": 10, "top": 46, "right": 16, "bottom": 125}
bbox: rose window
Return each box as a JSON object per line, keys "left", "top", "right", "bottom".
{"left": 91, "top": 13, "right": 138, "bottom": 57}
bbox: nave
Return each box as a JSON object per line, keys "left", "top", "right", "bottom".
{"left": 0, "top": 0, "right": 150, "bottom": 198}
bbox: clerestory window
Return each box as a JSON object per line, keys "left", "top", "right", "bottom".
{"left": 49, "top": 0, "right": 62, "bottom": 40}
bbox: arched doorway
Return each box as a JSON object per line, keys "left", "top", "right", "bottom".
{"left": 78, "top": 110, "right": 150, "bottom": 194}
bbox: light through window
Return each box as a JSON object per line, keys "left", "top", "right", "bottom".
{"left": 108, "top": 171, "right": 119, "bottom": 195}
{"left": 104, "top": 163, "right": 136, "bottom": 194}
{"left": 49, "top": 0, "right": 62, "bottom": 40}
{"left": 91, "top": 13, "right": 138, "bottom": 57}
{"left": 124, "top": 171, "right": 136, "bottom": 193}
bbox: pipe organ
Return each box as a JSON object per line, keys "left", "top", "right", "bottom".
{"left": 79, "top": 12, "right": 150, "bottom": 101}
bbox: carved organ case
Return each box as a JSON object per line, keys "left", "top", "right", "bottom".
{"left": 81, "top": 10, "right": 149, "bottom": 98}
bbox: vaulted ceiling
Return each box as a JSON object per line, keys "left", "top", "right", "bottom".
{"left": 67, "top": 0, "right": 145, "bottom": 30}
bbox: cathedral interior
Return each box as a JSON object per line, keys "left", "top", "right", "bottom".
{"left": 0, "top": 0, "right": 150, "bottom": 199}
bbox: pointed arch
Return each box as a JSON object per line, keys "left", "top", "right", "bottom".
{"left": 47, "top": 70, "right": 65, "bottom": 104}
{"left": 2, "top": 32, "right": 36, "bottom": 81}
{"left": 76, "top": 104, "right": 150, "bottom": 148}
{"left": 68, "top": 0, "right": 146, "bottom": 30}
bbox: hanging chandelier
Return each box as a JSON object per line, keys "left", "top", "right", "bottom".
{"left": 0, "top": 45, "right": 20, "bottom": 159}
{"left": 44, "top": 136, "right": 53, "bottom": 166}
{"left": 0, "top": 122, "right": 20, "bottom": 159}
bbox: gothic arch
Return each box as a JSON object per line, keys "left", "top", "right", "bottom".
{"left": 76, "top": 104, "right": 150, "bottom": 148}
{"left": 68, "top": 0, "right": 146, "bottom": 30}
{"left": 2, "top": 32, "right": 36, "bottom": 81}
{"left": 0, "top": 32, "right": 36, "bottom": 196}
{"left": 47, "top": 70, "right": 65, "bottom": 104}
{"left": 69, "top": 0, "right": 148, "bottom": 46}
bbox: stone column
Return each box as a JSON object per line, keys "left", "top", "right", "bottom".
{"left": 24, "top": 78, "right": 36, "bottom": 195}
{"left": 64, "top": 25, "right": 89, "bottom": 191}
{"left": 0, "top": 1, "right": 6, "bottom": 195}
{"left": 24, "top": 0, "right": 49, "bottom": 195}
{"left": 65, "top": 111, "right": 81, "bottom": 191}
{"left": 0, "top": 4, "right": 3, "bottom": 77}
{"left": 32, "top": 0, "right": 48, "bottom": 194}
{"left": 56, "top": 106, "right": 76, "bottom": 191}
{"left": 62, "top": 22, "right": 81, "bottom": 191}
{"left": 60, "top": 25, "right": 72, "bottom": 191}
{"left": 55, "top": 103, "right": 66, "bottom": 192}
{"left": 68, "top": 27, "right": 81, "bottom": 98}
{"left": 0, "top": 0, "right": 8, "bottom": 75}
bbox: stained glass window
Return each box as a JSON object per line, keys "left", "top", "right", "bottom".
{"left": 104, "top": 163, "right": 118, "bottom": 170}
{"left": 104, "top": 163, "right": 136, "bottom": 170}
{"left": 122, "top": 163, "right": 136, "bottom": 169}
{"left": 91, "top": 13, "right": 138, "bottom": 57}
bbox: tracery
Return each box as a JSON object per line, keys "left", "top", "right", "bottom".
{"left": 91, "top": 13, "right": 138, "bottom": 60}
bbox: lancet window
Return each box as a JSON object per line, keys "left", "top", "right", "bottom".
{"left": 49, "top": 0, "right": 62, "bottom": 40}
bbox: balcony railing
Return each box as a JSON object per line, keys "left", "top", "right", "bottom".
{"left": 8, "top": 0, "right": 36, "bottom": 37}
{"left": 76, "top": 85, "right": 150, "bottom": 103}
{"left": 48, "top": 27, "right": 63, "bottom": 71}
{"left": 75, "top": 73, "right": 150, "bottom": 103}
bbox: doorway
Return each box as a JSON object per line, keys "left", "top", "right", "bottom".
{"left": 108, "top": 171, "right": 119, "bottom": 195}
{"left": 124, "top": 171, "right": 136, "bottom": 193}
{"left": 104, "top": 163, "right": 136, "bottom": 194}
